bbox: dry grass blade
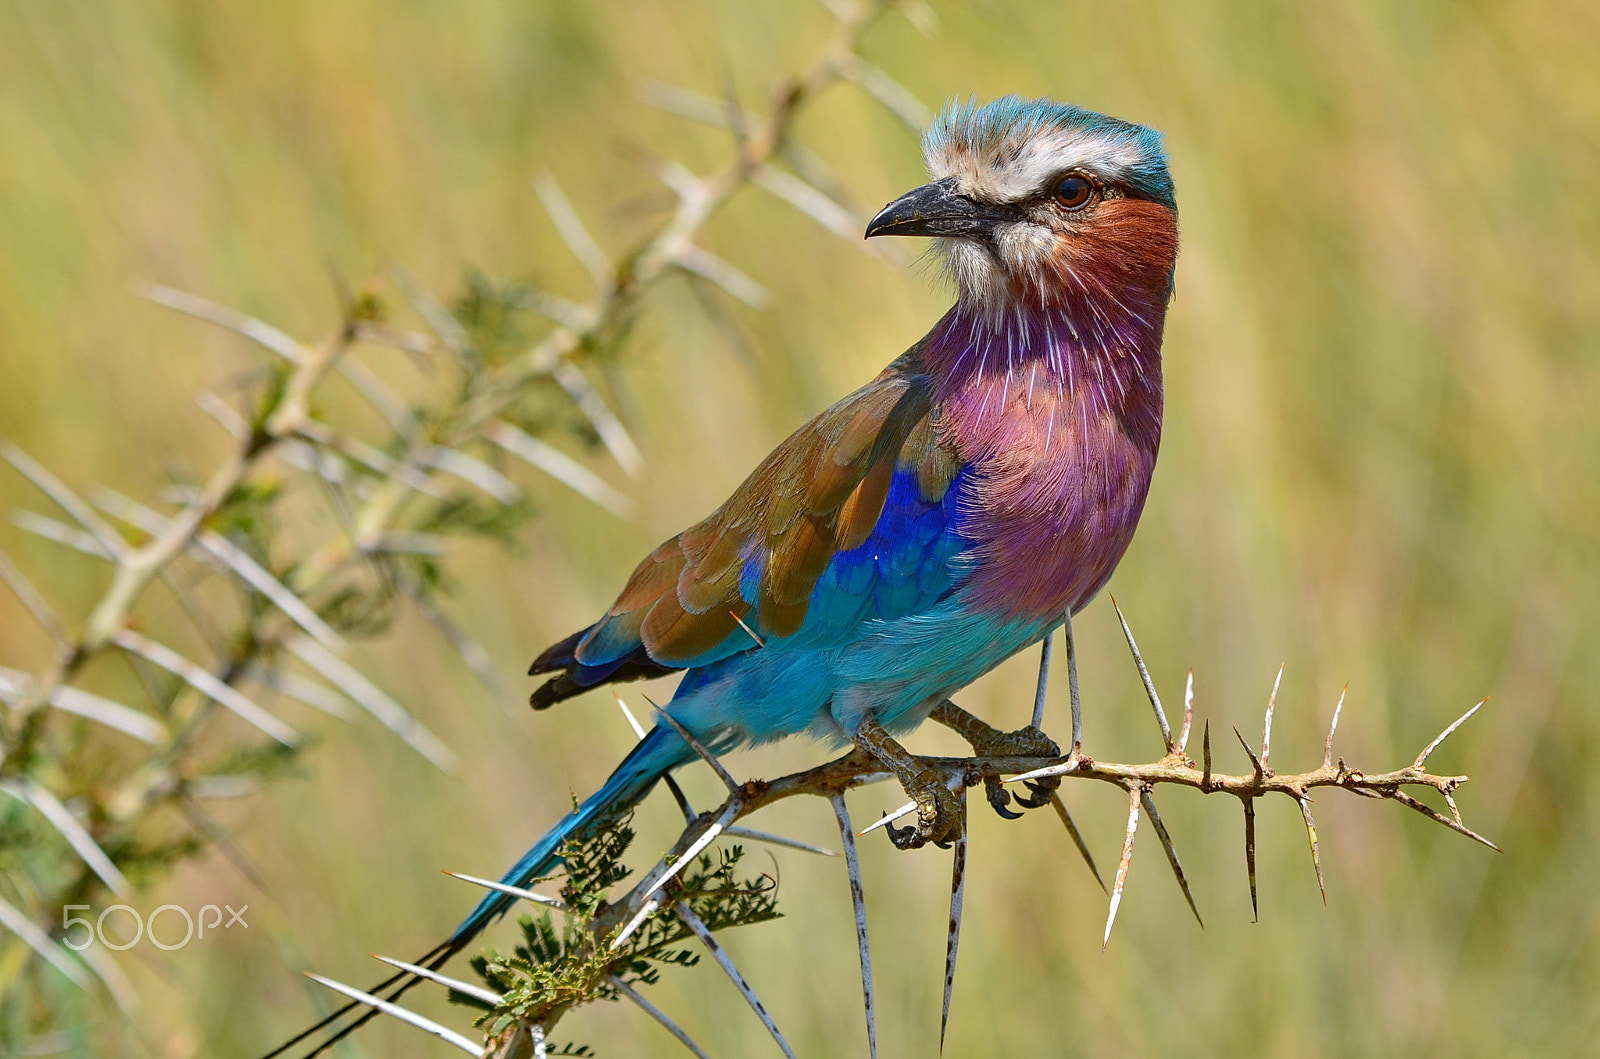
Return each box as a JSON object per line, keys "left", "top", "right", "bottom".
{"left": 286, "top": 638, "right": 456, "bottom": 771}
{"left": 485, "top": 421, "right": 632, "bottom": 516}
{"left": 1414, "top": 699, "right": 1486, "bottom": 768}
{"left": 1299, "top": 797, "right": 1326, "bottom": 904}
{"left": 303, "top": 972, "right": 478, "bottom": 1054}
{"left": 0, "top": 892, "right": 89, "bottom": 988}
{"left": 832, "top": 794, "right": 877, "bottom": 1059}
{"left": 443, "top": 871, "right": 569, "bottom": 911}
{"left": 941, "top": 787, "right": 969, "bottom": 1051}
{"left": 369, "top": 955, "right": 502, "bottom": 1006}
{"left": 0, "top": 544, "right": 67, "bottom": 644}
{"left": 1049, "top": 792, "right": 1106, "bottom": 893}
{"left": 1031, "top": 630, "right": 1053, "bottom": 730}
{"left": 606, "top": 974, "right": 713, "bottom": 1059}
{"left": 1, "top": 443, "right": 126, "bottom": 557}
{"left": 1103, "top": 785, "right": 1143, "bottom": 951}
{"left": 1110, "top": 594, "right": 1171, "bottom": 750}
{"left": 1, "top": 779, "right": 131, "bottom": 895}
{"left": 1138, "top": 790, "right": 1202, "bottom": 928}
{"left": 113, "top": 629, "right": 299, "bottom": 746}
{"left": 673, "top": 901, "right": 797, "bottom": 1059}
{"left": 136, "top": 282, "right": 304, "bottom": 361}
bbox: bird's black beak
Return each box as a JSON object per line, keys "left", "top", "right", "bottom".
{"left": 865, "top": 176, "right": 1013, "bottom": 239}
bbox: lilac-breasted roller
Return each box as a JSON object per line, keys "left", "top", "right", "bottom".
{"left": 274, "top": 95, "right": 1177, "bottom": 1057}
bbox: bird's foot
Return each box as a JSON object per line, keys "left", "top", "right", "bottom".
{"left": 929, "top": 700, "right": 1062, "bottom": 813}
{"left": 852, "top": 716, "right": 968, "bottom": 850}
{"left": 885, "top": 765, "right": 965, "bottom": 850}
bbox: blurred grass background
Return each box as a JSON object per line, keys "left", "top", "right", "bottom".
{"left": 2, "top": 0, "right": 1598, "bottom": 1055}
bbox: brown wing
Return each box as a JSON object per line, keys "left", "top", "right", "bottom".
{"left": 528, "top": 356, "right": 943, "bottom": 707}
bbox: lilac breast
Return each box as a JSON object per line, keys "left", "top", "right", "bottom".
{"left": 925, "top": 305, "right": 1163, "bottom": 623}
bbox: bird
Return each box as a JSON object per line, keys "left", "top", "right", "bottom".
{"left": 270, "top": 94, "right": 1177, "bottom": 1058}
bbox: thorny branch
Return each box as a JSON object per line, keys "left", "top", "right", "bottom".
{"left": 0, "top": 0, "right": 939, "bottom": 1044}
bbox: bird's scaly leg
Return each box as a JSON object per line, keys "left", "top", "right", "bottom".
{"left": 852, "top": 716, "right": 965, "bottom": 849}
{"left": 930, "top": 699, "right": 1061, "bottom": 812}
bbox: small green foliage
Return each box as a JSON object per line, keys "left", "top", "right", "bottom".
{"left": 463, "top": 810, "right": 781, "bottom": 1040}
{"left": 453, "top": 269, "right": 540, "bottom": 369}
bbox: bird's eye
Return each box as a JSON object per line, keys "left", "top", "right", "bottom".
{"left": 1054, "top": 174, "right": 1094, "bottom": 211}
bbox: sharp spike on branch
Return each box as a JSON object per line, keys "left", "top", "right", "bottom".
{"left": 1138, "top": 790, "right": 1203, "bottom": 928}
{"left": 303, "top": 972, "right": 479, "bottom": 1054}
{"left": 135, "top": 282, "right": 304, "bottom": 362}
{"left": 0, "top": 892, "right": 90, "bottom": 988}
{"left": 1323, "top": 683, "right": 1348, "bottom": 769}
{"left": 1299, "top": 797, "right": 1326, "bottom": 904}
{"left": 551, "top": 360, "right": 645, "bottom": 479}
{"left": 532, "top": 173, "right": 613, "bottom": 290}
{"left": 1444, "top": 791, "right": 1464, "bottom": 827}
{"left": 725, "top": 826, "right": 834, "bottom": 857}
{"left": 941, "top": 787, "right": 968, "bottom": 1052}
{"left": 369, "top": 955, "right": 502, "bottom": 1006}
{"left": 1387, "top": 790, "right": 1501, "bottom": 851}
{"left": 0, "top": 667, "right": 165, "bottom": 744}
{"left": 607, "top": 974, "right": 714, "bottom": 1059}
{"left": 635, "top": 802, "right": 741, "bottom": 912}
{"left": 678, "top": 245, "right": 772, "bottom": 309}
{"left": 1, "top": 442, "right": 127, "bottom": 557}
{"left": 0, "top": 779, "right": 131, "bottom": 896}
{"left": 1262, "top": 663, "right": 1284, "bottom": 769}
{"left": 287, "top": 637, "right": 456, "bottom": 771}
{"left": 1103, "top": 785, "right": 1143, "bottom": 951}
{"left": 673, "top": 901, "right": 798, "bottom": 1059}
{"left": 1202, "top": 720, "right": 1213, "bottom": 790}
{"left": 831, "top": 795, "right": 877, "bottom": 1059}
{"left": 443, "top": 871, "right": 569, "bottom": 911}
{"left": 1244, "top": 798, "right": 1258, "bottom": 922}
{"left": 1049, "top": 792, "right": 1106, "bottom": 893}
{"left": 649, "top": 701, "right": 740, "bottom": 793}
{"left": 614, "top": 693, "right": 648, "bottom": 739}
{"left": 1178, "top": 670, "right": 1195, "bottom": 753}
{"left": 859, "top": 800, "right": 916, "bottom": 836}
{"left": 113, "top": 630, "right": 300, "bottom": 747}
{"left": 486, "top": 420, "right": 632, "bottom": 517}
{"left": 1064, "top": 611, "right": 1082, "bottom": 753}
{"left": 1110, "top": 594, "right": 1171, "bottom": 750}
{"left": 1233, "top": 725, "right": 1265, "bottom": 780}
{"left": 0, "top": 545, "right": 67, "bottom": 645}
{"left": 611, "top": 898, "right": 661, "bottom": 952}
{"left": 1030, "top": 629, "right": 1053, "bottom": 730}
{"left": 11, "top": 510, "right": 114, "bottom": 558}
{"left": 1414, "top": 699, "right": 1487, "bottom": 769}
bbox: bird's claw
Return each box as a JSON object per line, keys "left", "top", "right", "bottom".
{"left": 963, "top": 723, "right": 1060, "bottom": 817}
{"left": 886, "top": 767, "right": 964, "bottom": 850}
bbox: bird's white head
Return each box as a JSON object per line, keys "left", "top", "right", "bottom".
{"left": 869, "top": 96, "right": 1178, "bottom": 330}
